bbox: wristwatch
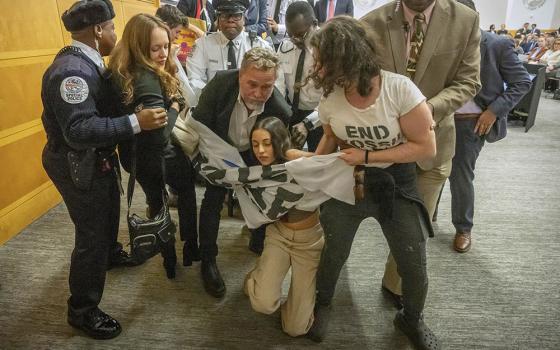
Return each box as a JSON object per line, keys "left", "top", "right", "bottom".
{"left": 302, "top": 118, "right": 314, "bottom": 132}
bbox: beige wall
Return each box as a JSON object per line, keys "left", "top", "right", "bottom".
{"left": 0, "top": 0, "right": 159, "bottom": 244}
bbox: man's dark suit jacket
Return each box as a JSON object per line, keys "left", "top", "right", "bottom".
{"left": 314, "top": 0, "right": 353, "bottom": 24}
{"left": 475, "top": 31, "right": 531, "bottom": 142}
{"left": 192, "top": 69, "right": 292, "bottom": 144}
{"left": 177, "top": 0, "right": 216, "bottom": 32}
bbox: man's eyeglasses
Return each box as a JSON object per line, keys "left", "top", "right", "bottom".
{"left": 288, "top": 29, "right": 309, "bottom": 42}
{"left": 219, "top": 13, "right": 243, "bottom": 22}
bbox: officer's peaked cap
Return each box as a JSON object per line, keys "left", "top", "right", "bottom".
{"left": 62, "top": 0, "right": 115, "bottom": 32}
{"left": 215, "top": 0, "right": 250, "bottom": 14}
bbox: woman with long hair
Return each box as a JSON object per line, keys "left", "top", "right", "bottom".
{"left": 244, "top": 116, "right": 324, "bottom": 337}
{"left": 107, "top": 13, "right": 185, "bottom": 279}
{"left": 305, "top": 17, "right": 439, "bottom": 350}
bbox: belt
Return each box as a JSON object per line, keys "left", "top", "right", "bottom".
{"left": 454, "top": 113, "right": 481, "bottom": 119}
{"left": 46, "top": 140, "right": 115, "bottom": 158}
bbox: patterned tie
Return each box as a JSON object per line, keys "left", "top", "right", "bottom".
{"left": 327, "top": 0, "right": 335, "bottom": 20}
{"left": 227, "top": 41, "right": 237, "bottom": 70}
{"left": 406, "top": 13, "right": 426, "bottom": 79}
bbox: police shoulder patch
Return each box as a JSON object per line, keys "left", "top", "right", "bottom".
{"left": 60, "top": 76, "right": 89, "bottom": 104}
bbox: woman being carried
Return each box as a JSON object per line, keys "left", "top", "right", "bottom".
{"left": 243, "top": 116, "right": 323, "bottom": 337}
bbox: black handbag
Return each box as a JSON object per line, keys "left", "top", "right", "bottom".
{"left": 127, "top": 140, "right": 176, "bottom": 262}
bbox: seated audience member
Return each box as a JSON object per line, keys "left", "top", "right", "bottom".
{"left": 177, "top": 0, "right": 217, "bottom": 32}
{"left": 544, "top": 39, "right": 560, "bottom": 91}
{"left": 108, "top": 14, "right": 186, "bottom": 278}
{"left": 521, "top": 34, "right": 536, "bottom": 53}
{"left": 497, "top": 24, "right": 508, "bottom": 35}
{"left": 488, "top": 24, "right": 496, "bottom": 34}
{"left": 513, "top": 38, "right": 525, "bottom": 55}
{"left": 186, "top": 0, "right": 271, "bottom": 98}
{"left": 244, "top": 117, "right": 324, "bottom": 337}
{"left": 528, "top": 36, "right": 547, "bottom": 63}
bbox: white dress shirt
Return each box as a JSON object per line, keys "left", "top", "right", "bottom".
{"left": 228, "top": 93, "right": 265, "bottom": 151}
{"left": 187, "top": 30, "right": 272, "bottom": 97}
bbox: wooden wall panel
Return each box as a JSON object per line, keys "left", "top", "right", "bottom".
{"left": 0, "top": 0, "right": 159, "bottom": 244}
{"left": 0, "top": 131, "right": 50, "bottom": 210}
{"left": 0, "top": 57, "right": 52, "bottom": 132}
{"left": 0, "top": 0, "right": 64, "bottom": 59}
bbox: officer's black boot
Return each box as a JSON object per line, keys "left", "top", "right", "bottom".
{"left": 183, "top": 241, "right": 201, "bottom": 266}
{"left": 201, "top": 257, "right": 226, "bottom": 298}
{"left": 67, "top": 307, "right": 122, "bottom": 340}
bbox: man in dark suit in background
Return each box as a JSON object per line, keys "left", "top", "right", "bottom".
{"left": 313, "top": 0, "right": 353, "bottom": 24}
{"left": 449, "top": 0, "right": 531, "bottom": 253}
{"left": 192, "top": 48, "right": 291, "bottom": 298}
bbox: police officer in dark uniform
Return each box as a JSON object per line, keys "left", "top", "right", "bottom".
{"left": 41, "top": 0, "right": 167, "bottom": 339}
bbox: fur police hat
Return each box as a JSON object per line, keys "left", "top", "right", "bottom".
{"left": 214, "top": 0, "right": 250, "bottom": 14}
{"left": 61, "top": 0, "right": 115, "bottom": 32}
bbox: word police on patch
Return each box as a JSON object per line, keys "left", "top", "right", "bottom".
{"left": 60, "top": 76, "right": 89, "bottom": 104}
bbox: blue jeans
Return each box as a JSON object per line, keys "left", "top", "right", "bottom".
{"left": 449, "top": 118, "right": 485, "bottom": 234}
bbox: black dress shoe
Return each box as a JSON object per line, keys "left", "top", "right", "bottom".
{"left": 201, "top": 258, "right": 226, "bottom": 298}
{"left": 248, "top": 236, "right": 264, "bottom": 256}
{"left": 107, "top": 248, "right": 142, "bottom": 270}
{"left": 382, "top": 284, "right": 404, "bottom": 309}
{"left": 67, "top": 308, "right": 122, "bottom": 340}
{"left": 248, "top": 229, "right": 265, "bottom": 255}
{"left": 183, "top": 241, "right": 201, "bottom": 266}
{"left": 394, "top": 309, "right": 441, "bottom": 350}
{"left": 306, "top": 303, "right": 331, "bottom": 343}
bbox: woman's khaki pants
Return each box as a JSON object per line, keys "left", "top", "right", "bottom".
{"left": 245, "top": 221, "right": 324, "bottom": 337}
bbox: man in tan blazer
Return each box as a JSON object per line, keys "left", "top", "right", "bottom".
{"left": 361, "top": 0, "right": 481, "bottom": 306}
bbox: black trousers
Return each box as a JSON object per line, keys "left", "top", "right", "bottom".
{"left": 42, "top": 146, "right": 121, "bottom": 316}
{"left": 198, "top": 149, "right": 265, "bottom": 258}
{"left": 164, "top": 143, "right": 198, "bottom": 244}
{"left": 316, "top": 167, "right": 430, "bottom": 321}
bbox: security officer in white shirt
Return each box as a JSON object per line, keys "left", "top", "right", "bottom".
{"left": 266, "top": 0, "right": 295, "bottom": 49}
{"left": 276, "top": 1, "right": 323, "bottom": 151}
{"left": 187, "top": 0, "right": 272, "bottom": 99}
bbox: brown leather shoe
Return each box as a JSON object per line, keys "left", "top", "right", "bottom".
{"left": 453, "top": 232, "right": 471, "bottom": 253}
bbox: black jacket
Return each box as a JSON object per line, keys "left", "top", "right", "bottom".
{"left": 192, "top": 69, "right": 291, "bottom": 143}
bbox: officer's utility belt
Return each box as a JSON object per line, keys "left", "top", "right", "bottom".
{"left": 48, "top": 141, "right": 118, "bottom": 190}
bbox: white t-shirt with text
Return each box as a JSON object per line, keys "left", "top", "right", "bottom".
{"left": 318, "top": 70, "right": 425, "bottom": 168}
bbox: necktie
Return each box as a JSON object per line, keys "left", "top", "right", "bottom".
{"left": 227, "top": 41, "right": 237, "bottom": 70}
{"left": 291, "top": 47, "right": 306, "bottom": 116}
{"left": 195, "top": 0, "right": 202, "bottom": 19}
{"left": 327, "top": 0, "right": 335, "bottom": 20}
{"left": 273, "top": 0, "right": 282, "bottom": 24}
{"left": 406, "top": 13, "right": 426, "bottom": 79}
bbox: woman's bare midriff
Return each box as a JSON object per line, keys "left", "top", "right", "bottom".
{"left": 280, "top": 209, "right": 319, "bottom": 230}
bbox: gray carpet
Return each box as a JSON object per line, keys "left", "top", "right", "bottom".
{"left": 1, "top": 97, "right": 559, "bottom": 349}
